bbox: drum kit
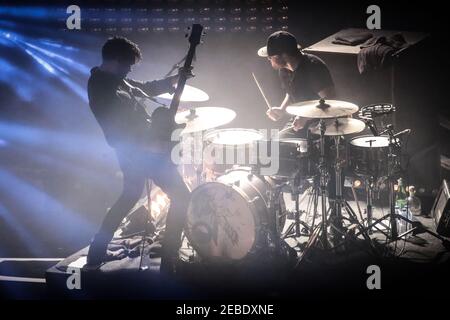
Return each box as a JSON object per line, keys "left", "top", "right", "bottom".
{"left": 151, "top": 86, "right": 414, "bottom": 265}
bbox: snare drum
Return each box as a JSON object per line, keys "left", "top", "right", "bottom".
{"left": 185, "top": 168, "right": 285, "bottom": 262}
{"left": 203, "top": 128, "right": 263, "bottom": 175}
{"left": 349, "top": 135, "right": 392, "bottom": 177}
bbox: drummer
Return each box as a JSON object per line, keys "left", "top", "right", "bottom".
{"left": 258, "top": 31, "right": 342, "bottom": 223}
{"left": 257, "top": 31, "right": 336, "bottom": 138}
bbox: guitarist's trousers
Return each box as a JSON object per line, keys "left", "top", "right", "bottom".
{"left": 88, "top": 147, "right": 191, "bottom": 264}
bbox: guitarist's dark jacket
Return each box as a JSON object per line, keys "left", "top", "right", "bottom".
{"left": 88, "top": 67, "right": 175, "bottom": 150}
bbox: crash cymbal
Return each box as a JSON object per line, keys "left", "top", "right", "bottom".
{"left": 175, "top": 107, "right": 236, "bottom": 134}
{"left": 286, "top": 99, "right": 359, "bottom": 119}
{"left": 157, "top": 84, "right": 209, "bottom": 102}
{"left": 309, "top": 118, "right": 366, "bottom": 136}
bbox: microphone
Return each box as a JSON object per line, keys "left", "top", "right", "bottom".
{"left": 393, "top": 129, "right": 411, "bottom": 138}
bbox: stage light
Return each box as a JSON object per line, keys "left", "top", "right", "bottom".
{"left": 168, "top": 18, "right": 180, "bottom": 24}
{"left": 278, "top": 15, "right": 288, "bottom": 23}
{"left": 105, "top": 8, "right": 116, "bottom": 16}
{"left": 215, "top": 17, "right": 227, "bottom": 23}
{"left": 137, "top": 18, "right": 149, "bottom": 25}
{"left": 281, "top": 25, "right": 289, "bottom": 31}
{"left": 215, "top": 7, "right": 226, "bottom": 14}
{"left": 137, "top": 27, "right": 149, "bottom": 33}
{"left": 168, "top": 26, "right": 181, "bottom": 33}
{"left": 120, "top": 8, "right": 132, "bottom": 15}
{"left": 88, "top": 18, "right": 101, "bottom": 25}
{"left": 152, "top": 8, "right": 164, "bottom": 14}
{"left": 200, "top": 17, "right": 211, "bottom": 23}
{"left": 136, "top": 8, "right": 148, "bottom": 16}
{"left": 24, "top": 49, "right": 55, "bottom": 74}
{"left": 121, "top": 27, "right": 133, "bottom": 33}
{"left": 120, "top": 18, "right": 133, "bottom": 25}
{"left": 262, "top": 25, "right": 274, "bottom": 33}
{"left": 105, "top": 27, "right": 118, "bottom": 34}
{"left": 230, "top": 16, "right": 242, "bottom": 23}
{"left": 262, "top": 16, "right": 274, "bottom": 23}
{"left": 185, "top": 17, "right": 197, "bottom": 24}
{"left": 230, "top": 26, "right": 242, "bottom": 33}
{"left": 167, "top": 8, "right": 179, "bottom": 15}
{"left": 246, "top": 16, "right": 258, "bottom": 23}
{"left": 246, "top": 26, "right": 257, "bottom": 32}
{"left": 230, "top": 7, "right": 242, "bottom": 15}
{"left": 152, "top": 17, "right": 165, "bottom": 24}
{"left": 215, "top": 26, "right": 226, "bottom": 32}
{"left": 278, "top": 6, "right": 289, "bottom": 13}
{"left": 152, "top": 27, "right": 165, "bottom": 33}
{"left": 105, "top": 18, "right": 117, "bottom": 25}
{"left": 199, "top": 8, "right": 211, "bottom": 15}
{"left": 262, "top": 6, "right": 274, "bottom": 14}
{"left": 247, "top": 7, "right": 258, "bottom": 14}
{"left": 184, "top": 8, "right": 195, "bottom": 14}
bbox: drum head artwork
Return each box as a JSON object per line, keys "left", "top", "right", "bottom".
{"left": 186, "top": 182, "right": 257, "bottom": 261}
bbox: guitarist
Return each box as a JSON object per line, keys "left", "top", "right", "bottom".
{"left": 86, "top": 36, "right": 192, "bottom": 272}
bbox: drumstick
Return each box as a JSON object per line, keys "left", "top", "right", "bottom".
{"left": 252, "top": 72, "right": 272, "bottom": 110}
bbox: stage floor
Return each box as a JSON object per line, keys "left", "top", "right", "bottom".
{"left": 1, "top": 198, "right": 449, "bottom": 299}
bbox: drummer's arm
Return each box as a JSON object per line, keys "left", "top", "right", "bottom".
{"left": 266, "top": 93, "right": 291, "bottom": 121}
{"left": 279, "top": 93, "right": 291, "bottom": 111}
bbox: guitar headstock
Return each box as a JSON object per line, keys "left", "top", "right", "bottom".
{"left": 187, "top": 24, "right": 204, "bottom": 46}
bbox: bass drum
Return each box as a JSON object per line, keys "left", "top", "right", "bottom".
{"left": 185, "top": 168, "right": 286, "bottom": 262}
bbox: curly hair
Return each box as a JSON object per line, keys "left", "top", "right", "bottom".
{"left": 102, "top": 36, "right": 142, "bottom": 64}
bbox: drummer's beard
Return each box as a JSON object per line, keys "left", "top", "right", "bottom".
{"left": 272, "top": 56, "right": 288, "bottom": 70}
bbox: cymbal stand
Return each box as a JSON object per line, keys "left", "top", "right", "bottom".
{"left": 317, "top": 119, "right": 330, "bottom": 249}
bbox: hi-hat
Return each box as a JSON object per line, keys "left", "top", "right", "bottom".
{"left": 157, "top": 84, "right": 209, "bottom": 102}
{"left": 309, "top": 118, "right": 366, "bottom": 136}
{"left": 286, "top": 99, "right": 359, "bottom": 118}
{"left": 175, "top": 107, "right": 236, "bottom": 134}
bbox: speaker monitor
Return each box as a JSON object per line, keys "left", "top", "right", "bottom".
{"left": 431, "top": 179, "right": 450, "bottom": 237}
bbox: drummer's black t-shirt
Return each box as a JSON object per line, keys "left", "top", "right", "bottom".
{"left": 279, "top": 52, "right": 334, "bottom": 103}
{"left": 279, "top": 52, "right": 334, "bottom": 138}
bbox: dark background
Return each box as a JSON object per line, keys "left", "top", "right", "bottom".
{"left": 0, "top": 0, "right": 448, "bottom": 258}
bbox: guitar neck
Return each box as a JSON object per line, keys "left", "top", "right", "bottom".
{"left": 168, "top": 24, "right": 202, "bottom": 117}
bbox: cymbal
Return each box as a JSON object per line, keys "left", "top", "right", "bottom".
{"left": 309, "top": 118, "right": 366, "bottom": 136}
{"left": 175, "top": 107, "right": 236, "bottom": 134}
{"left": 157, "top": 84, "right": 209, "bottom": 102}
{"left": 286, "top": 99, "right": 359, "bottom": 118}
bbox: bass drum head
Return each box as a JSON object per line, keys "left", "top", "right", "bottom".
{"left": 186, "top": 181, "right": 258, "bottom": 261}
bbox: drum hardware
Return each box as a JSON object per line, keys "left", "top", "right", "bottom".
{"left": 286, "top": 100, "right": 377, "bottom": 252}
{"left": 350, "top": 124, "right": 449, "bottom": 248}
{"left": 281, "top": 182, "right": 317, "bottom": 241}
